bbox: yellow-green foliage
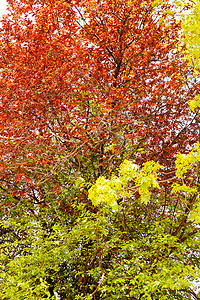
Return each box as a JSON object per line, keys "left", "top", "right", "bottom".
{"left": 189, "top": 94, "right": 200, "bottom": 111}
{"left": 89, "top": 144, "right": 200, "bottom": 224}
{"left": 181, "top": 0, "right": 200, "bottom": 70}
{"left": 88, "top": 160, "right": 162, "bottom": 208}
{"left": 175, "top": 142, "right": 200, "bottom": 178}
{"left": 189, "top": 201, "right": 200, "bottom": 223}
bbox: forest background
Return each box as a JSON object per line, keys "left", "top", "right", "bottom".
{"left": 0, "top": 0, "right": 200, "bottom": 299}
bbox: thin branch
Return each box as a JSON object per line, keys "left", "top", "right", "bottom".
{"left": 90, "top": 272, "right": 105, "bottom": 297}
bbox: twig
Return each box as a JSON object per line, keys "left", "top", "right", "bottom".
{"left": 90, "top": 272, "right": 105, "bottom": 297}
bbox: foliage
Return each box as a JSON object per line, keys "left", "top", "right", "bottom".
{"left": 0, "top": 0, "right": 200, "bottom": 299}
{"left": 181, "top": 0, "right": 200, "bottom": 70}
{"left": 88, "top": 159, "right": 162, "bottom": 208}
{"left": 1, "top": 150, "right": 200, "bottom": 299}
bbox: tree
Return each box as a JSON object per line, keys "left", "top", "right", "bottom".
{"left": 1, "top": 152, "right": 200, "bottom": 299}
{"left": 0, "top": 0, "right": 198, "bottom": 185}
{"left": 0, "top": 0, "right": 200, "bottom": 299}
{"left": 181, "top": 0, "right": 200, "bottom": 71}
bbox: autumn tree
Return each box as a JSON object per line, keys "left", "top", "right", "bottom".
{"left": 0, "top": 0, "right": 198, "bottom": 184}
{"left": 0, "top": 0, "right": 200, "bottom": 299}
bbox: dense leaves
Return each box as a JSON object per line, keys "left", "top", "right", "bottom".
{"left": 0, "top": 0, "right": 198, "bottom": 185}
{"left": 0, "top": 0, "right": 200, "bottom": 299}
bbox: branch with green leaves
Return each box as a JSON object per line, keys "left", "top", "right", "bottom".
{"left": 89, "top": 143, "right": 200, "bottom": 224}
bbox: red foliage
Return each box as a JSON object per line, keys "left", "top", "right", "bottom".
{"left": 0, "top": 0, "right": 198, "bottom": 193}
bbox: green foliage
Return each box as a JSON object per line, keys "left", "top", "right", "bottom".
{"left": 88, "top": 160, "right": 162, "bottom": 208}
{"left": 1, "top": 144, "right": 200, "bottom": 299}
{"left": 180, "top": 0, "right": 200, "bottom": 70}
{"left": 189, "top": 201, "right": 200, "bottom": 224}
{"left": 175, "top": 142, "right": 200, "bottom": 178}
{"left": 1, "top": 194, "right": 200, "bottom": 299}
{"left": 189, "top": 94, "right": 200, "bottom": 112}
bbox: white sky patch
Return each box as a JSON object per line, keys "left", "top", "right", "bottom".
{"left": 0, "top": 0, "right": 8, "bottom": 17}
